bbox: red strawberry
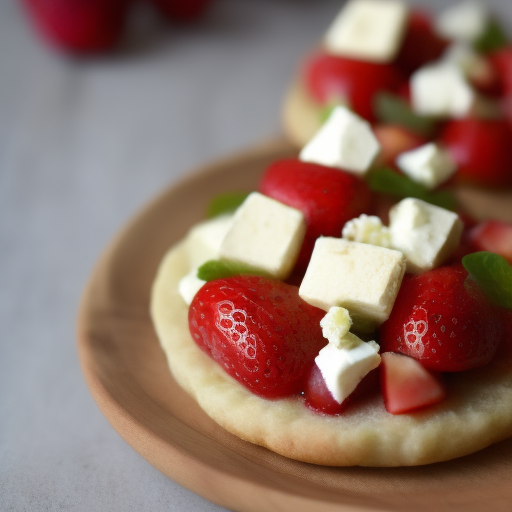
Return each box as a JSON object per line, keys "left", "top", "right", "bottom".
{"left": 379, "top": 266, "right": 504, "bottom": 372}
{"left": 259, "top": 158, "right": 373, "bottom": 271}
{"left": 373, "top": 124, "right": 427, "bottom": 169}
{"left": 304, "top": 51, "right": 405, "bottom": 122}
{"left": 380, "top": 352, "right": 446, "bottom": 414}
{"left": 394, "top": 10, "right": 448, "bottom": 76}
{"left": 188, "top": 276, "right": 326, "bottom": 399}
{"left": 304, "top": 364, "right": 380, "bottom": 415}
{"left": 150, "top": 0, "right": 211, "bottom": 21}
{"left": 468, "top": 220, "right": 512, "bottom": 264}
{"left": 22, "top": 0, "right": 130, "bottom": 54}
{"left": 439, "top": 118, "right": 512, "bottom": 187}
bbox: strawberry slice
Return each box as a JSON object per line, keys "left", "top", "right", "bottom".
{"left": 468, "top": 220, "right": 512, "bottom": 264}
{"left": 379, "top": 266, "right": 504, "bottom": 372}
{"left": 189, "top": 276, "right": 326, "bottom": 399}
{"left": 304, "top": 52, "right": 405, "bottom": 122}
{"left": 304, "top": 364, "right": 380, "bottom": 415}
{"left": 259, "top": 158, "right": 373, "bottom": 271}
{"left": 380, "top": 352, "right": 446, "bottom": 414}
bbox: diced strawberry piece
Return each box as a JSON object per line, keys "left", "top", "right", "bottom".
{"left": 304, "top": 363, "right": 380, "bottom": 415}
{"left": 259, "top": 158, "right": 373, "bottom": 271}
{"left": 380, "top": 352, "right": 446, "bottom": 414}
{"left": 22, "top": 0, "right": 130, "bottom": 54}
{"left": 468, "top": 220, "right": 512, "bottom": 264}
{"left": 189, "top": 276, "right": 326, "bottom": 399}
{"left": 439, "top": 118, "right": 512, "bottom": 187}
{"left": 150, "top": 0, "right": 211, "bottom": 21}
{"left": 304, "top": 52, "right": 405, "bottom": 122}
{"left": 379, "top": 266, "right": 504, "bottom": 372}
{"left": 489, "top": 46, "right": 512, "bottom": 93}
{"left": 373, "top": 124, "right": 427, "bottom": 169}
{"left": 394, "top": 10, "right": 449, "bottom": 76}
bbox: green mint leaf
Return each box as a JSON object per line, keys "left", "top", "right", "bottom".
{"left": 373, "top": 93, "right": 436, "bottom": 136}
{"left": 474, "top": 18, "right": 508, "bottom": 54}
{"left": 197, "top": 260, "right": 268, "bottom": 282}
{"left": 462, "top": 252, "right": 512, "bottom": 308}
{"left": 319, "top": 101, "right": 345, "bottom": 124}
{"left": 206, "top": 192, "right": 250, "bottom": 218}
{"left": 366, "top": 167, "right": 458, "bottom": 211}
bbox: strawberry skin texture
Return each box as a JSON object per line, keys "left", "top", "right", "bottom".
{"left": 189, "top": 276, "right": 326, "bottom": 399}
{"left": 379, "top": 266, "right": 503, "bottom": 372}
{"left": 23, "top": 0, "right": 130, "bottom": 53}
{"left": 259, "top": 158, "right": 373, "bottom": 271}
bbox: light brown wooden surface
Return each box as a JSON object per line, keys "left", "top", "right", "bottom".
{"left": 78, "top": 140, "right": 512, "bottom": 512}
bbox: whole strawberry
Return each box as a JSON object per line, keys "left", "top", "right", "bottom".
{"left": 379, "top": 266, "right": 504, "bottom": 372}
{"left": 23, "top": 0, "right": 130, "bottom": 54}
{"left": 259, "top": 158, "right": 373, "bottom": 271}
{"left": 150, "top": 0, "right": 211, "bottom": 21}
{"left": 189, "top": 275, "right": 326, "bottom": 399}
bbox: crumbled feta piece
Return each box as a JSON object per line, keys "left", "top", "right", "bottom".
{"left": 178, "top": 268, "right": 206, "bottom": 305}
{"left": 219, "top": 192, "right": 305, "bottom": 280}
{"left": 436, "top": 1, "right": 489, "bottom": 43}
{"left": 342, "top": 214, "right": 391, "bottom": 247}
{"left": 299, "top": 106, "right": 380, "bottom": 176}
{"left": 320, "top": 306, "right": 357, "bottom": 349}
{"left": 410, "top": 63, "right": 477, "bottom": 118}
{"left": 389, "top": 198, "right": 464, "bottom": 273}
{"left": 299, "top": 238, "right": 406, "bottom": 331}
{"left": 324, "top": 0, "right": 409, "bottom": 63}
{"left": 396, "top": 142, "right": 457, "bottom": 190}
{"left": 185, "top": 214, "right": 234, "bottom": 268}
{"left": 315, "top": 340, "right": 381, "bottom": 403}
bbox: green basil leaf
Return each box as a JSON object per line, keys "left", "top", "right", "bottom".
{"left": 474, "top": 18, "right": 508, "bottom": 54}
{"left": 206, "top": 192, "right": 250, "bottom": 218}
{"left": 319, "top": 101, "right": 345, "bottom": 124}
{"left": 373, "top": 92, "right": 436, "bottom": 136}
{"left": 366, "top": 167, "right": 458, "bottom": 210}
{"left": 197, "top": 259, "right": 268, "bottom": 282}
{"left": 462, "top": 252, "right": 512, "bottom": 308}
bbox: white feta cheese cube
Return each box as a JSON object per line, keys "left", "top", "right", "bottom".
{"left": 178, "top": 268, "right": 206, "bottom": 305}
{"left": 219, "top": 192, "right": 305, "bottom": 280}
{"left": 315, "top": 340, "right": 381, "bottom": 403}
{"left": 324, "top": 0, "right": 409, "bottom": 63}
{"left": 185, "top": 214, "right": 234, "bottom": 268}
{"left": 396, "top": 142, "right": 457, "bottom": 190}
{"left": 389, "top": 198, "right": 464, "bottom": 273}
{"left": 410, "top": 63, "right": 477, "bottom": 118}
{"left": 299, "top": 106, "right": 380, "bottom": 176}
{"left": 342, "top": 214, "right": 391, "bottom": 247}
{"left": 299, "top": 238, "right": 406, "bottom": 331}
{"left": 436, "top": 1, "right": 489, "bottom": 43}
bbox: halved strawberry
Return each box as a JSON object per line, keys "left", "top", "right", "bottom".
{"left": 304, "top": 363, "right": 380, "bottom": 415}
{"left": 468, "top": 220, "right": 512, "bottom": 264}
{"left": 380, "top": 352, "right": 446, "bottom": 414}
{"left": 379, "top": 266, "right": 504, "bottom": 372}
{"left": 189, "top": 275, "right": 326, "bottom": 399}
{"left": 304, "top": 52, "right": 405, "bottom": 122}
{"left": 259, "top": 158, "right": 373, "bottom": 271}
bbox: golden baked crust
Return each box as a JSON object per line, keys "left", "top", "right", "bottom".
{"left": 150, "top": 238, "right": 512, "bottom": 467}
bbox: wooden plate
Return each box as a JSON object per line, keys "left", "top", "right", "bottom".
{"left": 77, "top": 139, "right": 512, "bottom": 512}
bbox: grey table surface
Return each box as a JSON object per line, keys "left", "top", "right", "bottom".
{"left": 2, "top": 1, "right": 512, "bottom": 511}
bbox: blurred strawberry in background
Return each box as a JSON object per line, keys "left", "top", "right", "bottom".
{"left": 22, "top": 0, "right": 212, "bottom": 54}
{"left": 150, "top": 0, "right": 211, "bottom": 22}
